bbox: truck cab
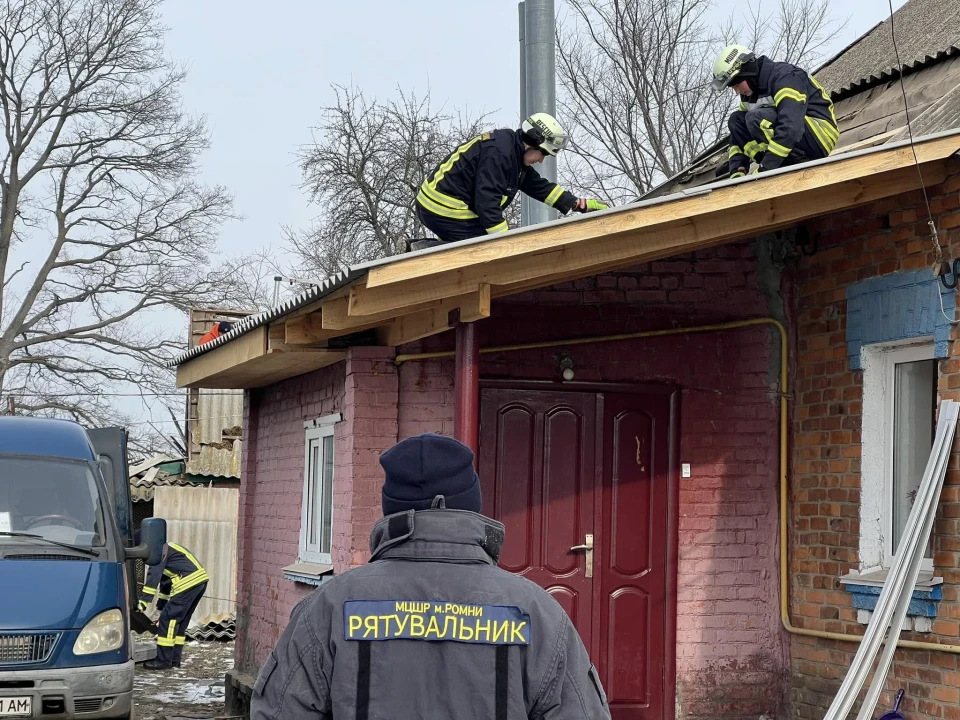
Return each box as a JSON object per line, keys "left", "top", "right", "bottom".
{"left": 0, "top": 417, "right": 165, "bottom": 719}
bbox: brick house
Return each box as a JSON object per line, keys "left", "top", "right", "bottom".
{"left": 172, "top": 2, "right": 960, "bottom": 718}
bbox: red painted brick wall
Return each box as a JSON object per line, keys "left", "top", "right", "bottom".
{"left": 234, "top": 347, "right": 398, "bottom": 673}
{"left": 789, "top": 171, "right": 960, "bottom": 720}
{"left": 397, "top": 243, "right": 788, "bottom": 719}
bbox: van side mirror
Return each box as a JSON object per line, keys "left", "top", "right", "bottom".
{"left": 127, "top": 517, "right": 166, "bottom": 566}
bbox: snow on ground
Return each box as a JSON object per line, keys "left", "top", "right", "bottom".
{"left": 135, "top": 640, "right": 234, "bottom": 719}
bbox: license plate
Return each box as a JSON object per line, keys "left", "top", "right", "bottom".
{"left": 0, "top": 697, "right": 30, "bottom": 717}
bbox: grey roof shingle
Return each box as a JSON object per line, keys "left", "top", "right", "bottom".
{"left": 815, "top": 0, "right": 960, "bottom": 96}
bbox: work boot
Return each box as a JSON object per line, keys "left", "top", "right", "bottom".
{"left": 143, "top": 659, "right": 172, "bottom": 671}
{"left": 173, "top": 661, "right": 181, "bottom": 668}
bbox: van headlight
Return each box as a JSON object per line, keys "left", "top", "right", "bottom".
{"left": 74, "top": 609, "right": 124, "bottom": 655}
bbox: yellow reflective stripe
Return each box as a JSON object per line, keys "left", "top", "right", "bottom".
{"left": 174, "top": 636, "right": 186, "bottom": 646}
{"left": 162, "top": 569, "right": 177, "bottom": 578}
{"left": 768, "top": 140, "right": 791, "bottom": 157}
{"left": 419, "top": 181, "right": 470, "bottom": 211}
{"left": 544, "top": 185, "right": 564, "bottom": 207}
{"left": 157, "top": 619, "right": 177, "bottom": 646}
{"left": 424, "top": 136, "right": 481, "bottom": 203}
{"left": 172, "top": 569, "right": 209, "bottom": 595}
{"left": 774, "top": 88, "right": 807, "bottom": 105}
{"left": 813, "top": 116, "right": 839, "bottom": 142}
{"left": 486, "top": 221, "right": 508, "bottom": 234}
{"left": 142, "top": 585, "right": 157, "bottom": 596}
{"left": 168, "top": 543, "right": 204, "bottom": 573}
{"left": 416, "top": 191, "right": 478, "bottom": 220}
{"left": 744, "top": 140, "right": 767, "bottom": 160}
{"left": 805, "top": 117, "right": 838, "bottom": 153}
{"left": 729, "top": 145, "right": 743, "bottom": 159}
{"left": 759, "top": 119, "right": 775, "bottom": 143}
{"left": 809, "top": 74, "right": 837, "bottom": 123}
{"left": 500, "top": 195, "right": 509, "bottom": 207}
{"left": 739, "top": 102, "right": 747, "bottom": 111}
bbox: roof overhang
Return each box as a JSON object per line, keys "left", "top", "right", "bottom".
{"left": 175, "top": 130, "right": 960, "bottom": 390}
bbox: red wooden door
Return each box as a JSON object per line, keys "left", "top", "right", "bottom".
{"left": 479, "top": 388, "right": 597, "bottom": 641}
{"left": 479, "top": 386, "right": 675, "bottom": 720}
{"left": 594, "top": 392, "right": 672, "bottom": 719}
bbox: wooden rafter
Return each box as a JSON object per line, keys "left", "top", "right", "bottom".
{"left": 174, "top": 133, "right": 960, "bottom": 389}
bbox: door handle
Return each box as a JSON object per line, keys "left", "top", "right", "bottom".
{"left": 570, "top": 533, "right": 594, "bottom": 578}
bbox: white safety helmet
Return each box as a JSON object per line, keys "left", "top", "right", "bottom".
{"left": 520, "top": 112, "right": 569, "bottom": 156}
{"left": 711, "top": 44, "right": 755, "bottom": 91}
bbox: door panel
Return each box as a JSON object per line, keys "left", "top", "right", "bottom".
{"left": 479, "top": 386, "right": 675, "bottom": 720}
{"left": 596, "top": 394, "right": 671, "bottom": 720}
{"left": 480, "top": 389, "right": 596, "bottom": 638}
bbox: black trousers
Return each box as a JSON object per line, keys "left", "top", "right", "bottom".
{"left": 156, "top": 582, "right": 207, "bottom": 665}
{"left": 728, "top": 106, "right": 828, "bottom": 173}
{"left": 416, "top": 204, "right": 488, "bottom": 244}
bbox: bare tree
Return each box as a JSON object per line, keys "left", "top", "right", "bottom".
{"left": 0, "top": 0, "right": 244, "bottom": 434}
{"left": 557, "top": 0, "right": 846, "bottom": 201}
{"left": 288, "top": 85, "right": 498, "bottom": 278}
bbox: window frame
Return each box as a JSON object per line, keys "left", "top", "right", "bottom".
{"left": 299, "top": 414, "right": 339, "bottom": 566}
{"left": 880, "top": 343, "right": 937, "bottom": 569}
{"left": 859, "top": 340, "right": 937, "bottom": 574}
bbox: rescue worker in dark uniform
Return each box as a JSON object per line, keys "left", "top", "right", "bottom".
{"left": 415, "top": 112, "right": 608, "bottom": 244}
{"left": 712, "top": 45, "right": 838, "bottom": 178}
{"left": 139, "top": 540, "right": 209, "bottom": 670}
{"left": 251, "top": 433, "right": 611, "bottom": 719}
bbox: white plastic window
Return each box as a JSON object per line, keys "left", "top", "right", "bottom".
{"left": 300, "top": 416, "right": 337, "bottom": 565}
{"left": 859, "top": 341, "right": 937, "bottom": 573}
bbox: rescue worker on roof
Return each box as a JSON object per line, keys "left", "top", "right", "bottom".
{"left": 415, "top": 112, "right": 609, "bottom": 244}
{"left": 712, "top": 45, "right": 838, "bottom": 178}
{"left": 138, "top": 539, "right": 209, "bottom": 670}
{"left": 251, "top": 433, "right": 611, "bottom": 719}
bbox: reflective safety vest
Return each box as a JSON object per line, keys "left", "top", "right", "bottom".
{"left": 140, "top": 542, "right": 209, "bottom": 604}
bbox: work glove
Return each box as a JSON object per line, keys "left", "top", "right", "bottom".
{"left": 574, "top": 198, "right": 608, "bottom": 213}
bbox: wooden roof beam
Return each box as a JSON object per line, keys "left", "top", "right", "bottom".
{"left": 362, "top": 134, "right": 960, "bottom": 291}
{"left": 345, "top": 160, "right": 949, "bottom": 318}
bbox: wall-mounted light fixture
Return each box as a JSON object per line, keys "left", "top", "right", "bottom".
{"left": 555, "top": 351, "right": 575, "bottom": 381}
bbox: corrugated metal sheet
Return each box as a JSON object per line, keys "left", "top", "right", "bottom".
{"left": 194, "top": 389, "right": 243, "bottom": 445}
{"left": 153, "top": 486, "right": 239, "bottom": 628}
{"left": 187, "top": 616, "right": 236, "bottom": 641}
{"left": 168, "top": 268, "right": 360, "bottom": 366}
{"left": 186, "top": 440, "right": 243, "bottom": 478}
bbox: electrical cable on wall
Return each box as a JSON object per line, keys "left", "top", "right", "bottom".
{"left": 886, "top": 0, "right": 957, "bottom": 320}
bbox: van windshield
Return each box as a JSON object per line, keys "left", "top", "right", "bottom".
{"left": 0, "top": 457, "right": 106, "bottom": 548}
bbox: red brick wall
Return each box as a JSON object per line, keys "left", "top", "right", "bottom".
{"left": 397, "top": 243, "right": 788, "bottom": 719}
{"left": 234, "top": 347, "right": 398, "bottom": 673}
{"left": 789, "top": 173, "right": 960, "bottom": 720}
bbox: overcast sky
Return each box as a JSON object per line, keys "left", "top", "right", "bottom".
{"left": 160, "top": 0, "right": 908, "bottom": 266}
{"left": 116, "top": 0, "right": 907, "bottom": 431}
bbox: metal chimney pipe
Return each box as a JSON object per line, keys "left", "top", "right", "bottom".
{"left": 520, "top": 0, "right": 557, "bottom": 227}
{"left": 518, "top": 2, "right": 532, "bottom": 226}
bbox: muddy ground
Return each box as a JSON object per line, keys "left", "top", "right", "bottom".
{"left": 135, "top": 641, "right": 233, "bottom": 720}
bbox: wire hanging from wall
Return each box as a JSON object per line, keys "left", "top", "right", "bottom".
{"left": 885, "top": 0, "right": 953, "bottom": 298}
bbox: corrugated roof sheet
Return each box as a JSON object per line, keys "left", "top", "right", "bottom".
{"left": 186, "top": 440, "right": 243, "bottom": 479}
{"left": 194, "top": 389, "right": 243, "bottom": 446}
{"left": 168, "top": 268, "right": 359, "bottom": 366}
{"left": 154, "top": 486, "right": 239, "bottom": 628}
{"left": 815, "top": 0, "right": 960, "bottom": 97}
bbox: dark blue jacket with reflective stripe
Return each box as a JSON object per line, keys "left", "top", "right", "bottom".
{"left": 417, "top": 128, "right": 578, "bottom": 233}
{"left": 737, "top": 55, "right": 838, "bottom": 169}
{"left": 251, "top": 510, "right": 611, "bottom": 719}
{"left": 140, "top": 543, "right": 207, "bottom": 605}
